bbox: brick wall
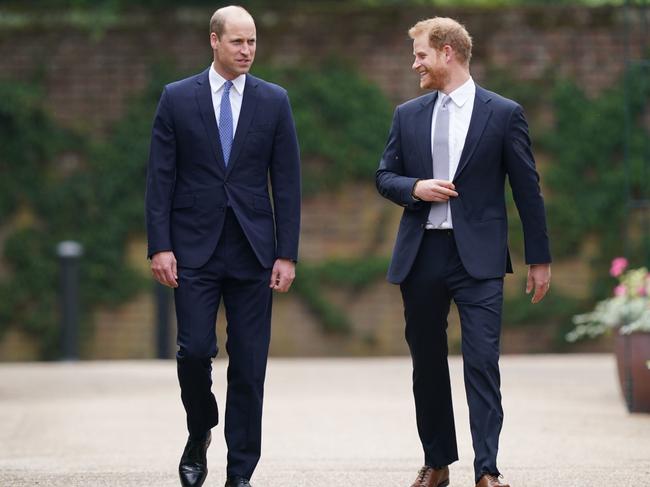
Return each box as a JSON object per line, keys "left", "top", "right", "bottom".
{"left": 0, "top": 6, "right": 645, "bottom": 131}
{"left": 1, "top": 4, "right": 645, "bottom": 359}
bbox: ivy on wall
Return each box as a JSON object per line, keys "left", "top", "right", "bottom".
{"left": 251, "top": 62, "right": 393, "bottom": 332}
{"left": 483, "top": 64, "right": 649, "bottom": 341}
{"left": 544, "top": 64, "right": 649, "bottom": 274}
{"left": 0, "top": 73, "right": 161, "bottom": 357}
{"left": 0, "top": 1, "right": 625, "bottom": 9}
{"left": 0, "top": 82, "right": 79, "bottom": 355}
{"left": 254, "top": 61, "right": 392, "bottom": 194}
{"left": 0, "top": 61, "right": 393, "bottom": 357}
{"left": 1, "top": 55, "right": 646, "bottom": 357}
{"left": 292, "top": 256, "right": 390, "bottom": 333}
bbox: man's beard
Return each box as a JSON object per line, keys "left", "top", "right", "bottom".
{"left": 421, "top": 66, "right": 450, "bottom": 90}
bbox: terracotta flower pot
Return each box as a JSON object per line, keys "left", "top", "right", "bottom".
{"left": 615, "top": 331, "right": 650, "bottom": 413}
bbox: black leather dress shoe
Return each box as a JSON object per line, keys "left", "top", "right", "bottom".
{"left": 178, "top": 431, "right": 211, "bottom": 487}
{"left": 225, "top": 476, "right": 252, "bottom": 487}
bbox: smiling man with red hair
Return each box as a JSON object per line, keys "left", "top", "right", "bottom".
{"left": 377, "top": 16, "right": 552, "bottom": 487}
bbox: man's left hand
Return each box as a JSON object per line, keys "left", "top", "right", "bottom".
{"left": 270, "top": 258, "right": 296, "bottom": 293}
{"left": 526, "top": 263, "right": 551, "bottom": 304}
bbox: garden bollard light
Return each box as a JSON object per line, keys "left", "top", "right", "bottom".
{"left": 57, "top": 240, "right": 83, "bottom": 361}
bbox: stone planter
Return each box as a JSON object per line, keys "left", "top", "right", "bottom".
{"left": 615, "top": 331, "right": 650, "bottom": 413}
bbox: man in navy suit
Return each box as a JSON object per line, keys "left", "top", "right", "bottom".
{"left": 376, "top": 17, "right": 551, "bottom": 487}
{"left": 146, "top": 6, "right": 300, "bottom": 487}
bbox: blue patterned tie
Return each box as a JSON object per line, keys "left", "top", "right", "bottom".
{"left": 219, "top": 80, "right": 233, "bottom": 166}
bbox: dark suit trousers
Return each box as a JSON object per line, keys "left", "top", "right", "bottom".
{"left": 174, "top": 208, "right": 272, "bottom": 480}
{"left": 400, "top": 230, "right": 504, "bottom": 482}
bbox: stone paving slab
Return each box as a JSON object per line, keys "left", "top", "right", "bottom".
{"left": 0, "top": 355, "right": 649, "bottom": 486}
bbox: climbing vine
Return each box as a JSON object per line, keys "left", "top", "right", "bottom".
{"left": 254, "top": 60, "right": 392, "bottom": 194}
{"left": 0, "top": 61, "right": 393, "bottom": 356}
{"left": 1, "top": 57, "right": 646, "bottom": 355}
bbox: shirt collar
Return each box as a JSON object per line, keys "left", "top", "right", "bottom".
{"left": 209, "top": 64, "right": 246, "bottom": 95}
{"left": 439, "top": 77, "right": 475, "bottom": 108}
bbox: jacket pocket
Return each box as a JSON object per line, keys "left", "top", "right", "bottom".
{"left": 172, "top": 194, "right": 195, "bottom": 209}
{"left": 249, "top": 122, "right": 274, "bottom": 133}
{"left": 252, "top": 194, "right": 273, "bottom": 214}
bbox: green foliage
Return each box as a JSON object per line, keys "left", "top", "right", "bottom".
{"left": 0, "top": 83, "right": 67, "bottom": 220}
{"left": 0, "top": 69, "right": 173, "bottom": 357}
{"left": 251, "top": 61, "right": 392, "bottom": 331}
{"left": 358, "top": 0, "right": 625, "bottom": 4}
{"left": 293, "top": 256, "right": 390, "bottom": 333}
{"left": 477, "top": 65, "right": 649, "bottom": 280}
{"left": 543, "top": 64, "right": 649, "bottom": 277}
{"left": 0, "top": 0, "right": 626, "bottom": 8}
{"left": 253, "top": 61, "right": 392, "bottom": 194}
{"left": 502, "top": 281, "right": 588, "bottom": 348}
{"left": 0, "top": 82, "right": 80, "bottom": 355}
{"left": 1, "top": 49, "right": 646, "bottom": 355}
{"left": 0, "top": 60, "right": 392, "bottom": 354}
{"left": 503, "top": 285, "right": 580, "bottom": 326}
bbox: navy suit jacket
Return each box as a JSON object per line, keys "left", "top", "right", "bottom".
{"left": 146, "top": 69, "right": 301, "bottom": 269}
{"left": 376, "top": 85, "right": 551, "bottom": 284}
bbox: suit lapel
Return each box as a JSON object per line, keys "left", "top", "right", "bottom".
{"left": 415, "top": 92, "right": 437, "bottom": 179}
{"left": 453, "top": 85, "right": 492, "bottom": 180}
{"left": 195, "top": 68, "right": 226, "bottom": 171}
{"left": 225, "top": 74, "right": 259, "bottom": 177}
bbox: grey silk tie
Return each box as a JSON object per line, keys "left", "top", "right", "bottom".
{"left": 427, "top": 94, "right": 451, "bottom": 227}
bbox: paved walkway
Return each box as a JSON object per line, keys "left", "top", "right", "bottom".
{"left": 0, "top": 355, "right": 649, "bottom": 486}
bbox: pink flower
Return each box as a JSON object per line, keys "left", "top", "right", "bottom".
{"left": 610, "top": 257, "right": 628, "bottom": 277}
{"left": 639, "top": 287, "right": 647, "bottom": 297}
{"left": 614, "top": 284, "right": 627, "bottom": 297}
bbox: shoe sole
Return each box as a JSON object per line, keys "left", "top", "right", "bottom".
{"left": 179, "top": 474, "right": 207, "bottom": 487}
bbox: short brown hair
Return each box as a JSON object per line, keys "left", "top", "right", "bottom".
{"left": 209, "top": 5, "right": 252, "bottom": 38}
{"left": 408, "top": 17, "right": 473, "bottom": 65}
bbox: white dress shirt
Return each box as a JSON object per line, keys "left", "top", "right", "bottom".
{"left": 209, "top": 64, "right": 246, "bottom": 133}
{"left": 429, "top": 76, "right": 475, "bottom": 229}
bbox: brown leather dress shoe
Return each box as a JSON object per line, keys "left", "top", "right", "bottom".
{"left": 475, "top": 473, "right": 510, "bottom": 487}
{"left": 410, "top": 465, "right": 450, "bottom": 487}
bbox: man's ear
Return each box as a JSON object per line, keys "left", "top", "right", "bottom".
{"left": 443, "top": 44, "right": 453, "bottom": 62}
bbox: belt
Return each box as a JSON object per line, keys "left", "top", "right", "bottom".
{"left": 423, "top": 226, "right": 453, "bottom": 235}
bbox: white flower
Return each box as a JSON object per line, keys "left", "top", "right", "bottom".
{"left": 567, "top": 264, "right": 650, "bottom": 342}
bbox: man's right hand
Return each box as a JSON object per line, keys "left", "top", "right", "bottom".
{"left": 413, "top": 179, "right": 458, "bottom": 202}
{"left": 151, "top": 251, "right": 178, "bottom": 288}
